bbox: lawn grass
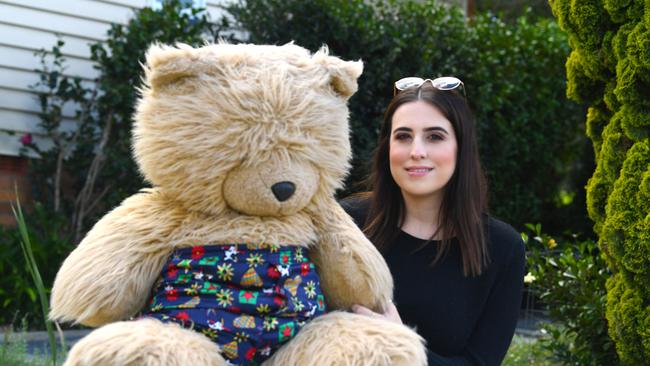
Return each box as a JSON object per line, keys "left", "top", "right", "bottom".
{"left": 3, "top": 331, "right": 554, "bottom": 365}
{"left": 503, "top": 334, "right": 559, "bottom": 366}
{"left": 1, "top": 329, "right": 62, "bottom": 366}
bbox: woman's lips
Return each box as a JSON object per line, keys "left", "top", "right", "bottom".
{"left": 405, "top": 167, "right": 433, "bottom": 176}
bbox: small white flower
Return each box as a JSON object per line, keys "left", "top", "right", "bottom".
{"left": 524, "top": 272, "right": 536, "bottom": 284}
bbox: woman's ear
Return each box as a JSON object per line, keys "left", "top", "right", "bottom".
{"left": 314, "top": 46, "right": 364, "bottom": 99}
{"left": 143, "top": 43, "right": 201, "bottom": 90}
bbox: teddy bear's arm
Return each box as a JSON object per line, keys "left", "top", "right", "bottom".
{"left": 307, "top": 197, "right": 393, "bottom": 313}
{"left": 50, "top": 189, "right": 181, "bottom": 327}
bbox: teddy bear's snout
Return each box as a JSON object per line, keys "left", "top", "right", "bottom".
{"left": 271, "top": 181, "right": 296, "bottom": 202}
{"left": 223, "top": 161, "right": 318, "bottom": 216}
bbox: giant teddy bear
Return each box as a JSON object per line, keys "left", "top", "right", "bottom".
{"left": 50, "top": 42, "right": 426, "bottom": 366}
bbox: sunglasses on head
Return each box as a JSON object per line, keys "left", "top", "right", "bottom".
{"left": 393, "top": 76, "right": 465, "bottom": 97}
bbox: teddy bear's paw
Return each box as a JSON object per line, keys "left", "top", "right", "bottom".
{"left": 63, "top": 318, "right": 228, "bottom": 366}
{"left": 263, "top": 311, "right": 427, "bottom": 366}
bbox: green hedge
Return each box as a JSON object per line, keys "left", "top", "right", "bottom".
{"left": 227, "top": 0, "right": 590, "bottom": 233}
{"left": 550, "top": 0, "right": 650, "bottom": 363}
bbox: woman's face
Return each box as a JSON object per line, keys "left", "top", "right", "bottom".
{"left": 389, "top": 100, "right": 458, "bottom": 203}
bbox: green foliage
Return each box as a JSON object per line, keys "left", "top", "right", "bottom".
{"left": 227, "top": 0, "right": 590, "bottom": 234}
{"left": 602, "top": 140, "right": 650, "bottom": 275}
{"left": 605, "top": 273, "right": 647, "bottom": 366}
{"left": 0, "top": 204, "right": 72, "bottom": 327}
{"left": 585, "top": 105, "right": 610, "bottom": 157}
{"left": 11, "top": 199, "right": 61, "bottom": 363}
{"left": 476, "top": 0, "right": 554, "bottom": 21}
{"left": 524, "top": 225, "right": 619, "bottom": 365}
{"left": 565, "top": 50, "right": 606, "bottom": 103}
{"left": 550, "top": 0, "right": 650, "bottom": 363}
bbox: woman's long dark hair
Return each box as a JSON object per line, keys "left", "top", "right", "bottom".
{"left": 364, "top": 84, "right": 489, "bottom": 276}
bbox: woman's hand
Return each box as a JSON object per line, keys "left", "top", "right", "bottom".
{"left": 352, "top": 301, "right": 403, "bottom": 325}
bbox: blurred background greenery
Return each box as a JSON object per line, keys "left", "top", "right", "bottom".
{"left": 2, "top": 0, "right": 631, "bottom": 364}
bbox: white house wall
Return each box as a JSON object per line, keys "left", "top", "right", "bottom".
{"left": 0, "top": 0, "right": 227, "bottom": 157}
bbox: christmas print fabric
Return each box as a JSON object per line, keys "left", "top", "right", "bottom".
{"left": 141, "top": 244, "right": 327, "bottom": 366}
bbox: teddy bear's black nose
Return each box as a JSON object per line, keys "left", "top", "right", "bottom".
{"left": 271, "top": 181, "right": 295, "bottom": 202}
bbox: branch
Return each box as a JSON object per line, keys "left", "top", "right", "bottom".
{"left": 75, "top": 182, "right": 113, "bottom": 242}
{"left": 56, "top": 88, "right": 97, "bottom": 215}
{"left": 72, "top": 110, "right": 113, "bottom": 243}
{"left": 54, "top": 148, "right": 64, "bottom": 213}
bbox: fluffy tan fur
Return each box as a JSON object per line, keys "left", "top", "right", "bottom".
{"left": 64, "top": 319, "right": 225, "bottom": 366}
{"left": 266, "top": 312, "right": 427, "bottom": 366}
{"left": 306, "top": 195, "right": 394, "bottom": 312}
{"left": 134, "top": 42, "right": 357, "bottom": 217}
{"left": 50, "top": 42, "right": 426, "bottom": 365}
{"left": 50, "top": 190, "right": 185, "bottom": 327}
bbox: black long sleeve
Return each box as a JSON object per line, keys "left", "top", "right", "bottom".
{"left": 340, "top": 197, "right": 525, "bottom": 366}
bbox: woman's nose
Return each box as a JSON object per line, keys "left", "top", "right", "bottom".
{"left": 410, "top": 141, "right": 426, "bottom": 159}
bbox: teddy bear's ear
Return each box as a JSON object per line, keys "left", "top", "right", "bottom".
{"left": 314, "top": 46, "right": 364, "bottom": 99}
{"left": 144, "top": 43, "right": 200, "bottom": 89}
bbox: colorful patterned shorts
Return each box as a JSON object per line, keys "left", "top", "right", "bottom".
{"left": 141, "top": 244, "right": 326, "bottom": 366}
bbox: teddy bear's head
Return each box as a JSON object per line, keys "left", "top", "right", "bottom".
{"left": 133, "top": 43, "right": 362, "bottom": 216}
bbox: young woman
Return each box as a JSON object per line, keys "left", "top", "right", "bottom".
{"left": 341, "top": 77, "right": 525, "bottom": 366}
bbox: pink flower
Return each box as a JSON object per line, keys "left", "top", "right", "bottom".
{"left": 20, "top": 134, "right": 33, "bottom": 145}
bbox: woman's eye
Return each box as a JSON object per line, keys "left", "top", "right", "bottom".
{"left": 428, "top": 134, "right": 443, "bottom": 141}
{"left": 394, "top": 133, "right": 411, "bottom": 141}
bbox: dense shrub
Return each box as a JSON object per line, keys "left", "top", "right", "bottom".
{"left": 0, "top": 204, "right": 72, "bottom": 327}
{"left": 524, "top": 225, "right": 618, "bottom": 365}
{"left": 226, "top": 0, "right": 590, "bottom": 234}
{"left": 549, "top": 0, "right": 650, "bottom": 363}
{"left": 476, "top": 0, "right": 553, "bottom": 20}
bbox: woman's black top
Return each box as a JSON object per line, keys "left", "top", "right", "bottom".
{"left": 340, "top": 196, "right": 525, "bottom": 366}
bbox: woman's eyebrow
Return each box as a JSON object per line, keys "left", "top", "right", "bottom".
{"left": 424, "top": 126, "right": 449, "bottom": 134}
{"left": 393, "top": 127, "right": 412, "bottom": 133}
{"left": 393, "top": 126, "right": 448, "bottom": 134}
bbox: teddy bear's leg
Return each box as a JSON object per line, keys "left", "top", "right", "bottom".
{"left": 263, "top": 311, "right": 427, "bottom": 366}
{"left": 63, "top": 318, "right": 227, "bottom": 366}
